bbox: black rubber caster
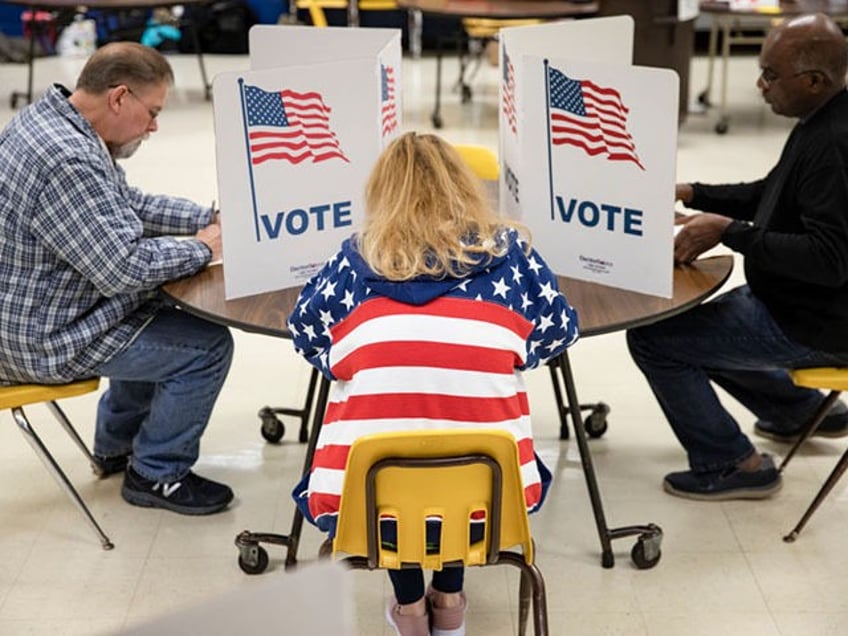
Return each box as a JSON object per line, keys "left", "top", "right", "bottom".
{"left": 697, "top": 90, "right": 711, "bottom": 107}
{"left": 461, "top": 84, "right": 472, "bottom": 103}
{"left": 585, "top": 402, "right": 610, "bottom": 438}
{"left": 631, "top": 527, "right": 663, "bottom": 569}
{"left": 715, "top": 118, "right": 729, "bottom": 135}
{"left": 431, "top": 113, "right": 443, "bottom": 129}
{"left": 238, "top": 544, "right": 269, "bottom": 575}
{"left": 259, "top": 407, "right": 284, "bottom": 443}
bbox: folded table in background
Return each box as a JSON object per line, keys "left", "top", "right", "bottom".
{"left": 4, "top": 0, "right": 214, "bottom": 108}
{"left": 698, "top": 0, "right": 848, "bottom": 133}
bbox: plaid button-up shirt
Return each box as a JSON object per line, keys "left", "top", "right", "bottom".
{"left": 0, "top": 85, "right": 212, "bottom": 384}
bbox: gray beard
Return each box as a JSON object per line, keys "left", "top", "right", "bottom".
{"left": 110, "top": 138, "right": 143, "bottom": 160}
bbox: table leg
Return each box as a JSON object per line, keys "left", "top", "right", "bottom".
{"left": 10, "top": 12, "right": 38, "bottom": 109}
{"left": 716, "top": 15, "right": 731, "bottom": 134}
{"left": 236, "top": 375, "right": 330, "bottom": 574}
{"left": 407, "top": 8, "right": 422, "bottom": 59}
{"left": 186, "top": 16, "right": 211, "bottom": 101}
{"left": 699, "top": 15, "right": 719, "bottom": 108}
{"left": 432, "top": 36, "right": 444, "bottom": 128}
{"left": 557, "top": 351, "right": 663, "bottom": 570}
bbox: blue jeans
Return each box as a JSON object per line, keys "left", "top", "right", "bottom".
{"left": 626, "top": 285, "right": 848, "bottom": 473}
{"left": 91, "top": 307, "right": 234, "bottom": 482}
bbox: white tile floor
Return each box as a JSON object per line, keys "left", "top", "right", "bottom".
{"left": 1, "top": 44, "right": 847, "bottom": 636}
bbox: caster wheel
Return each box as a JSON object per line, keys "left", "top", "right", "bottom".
{"left": 631, "top": 530, "right": 662, "bottom": 569}
{"left": 697, "top": 90, "right": 711, "bottom": 107}
{"left": 259, "top": 413, "right": 286, "bottom": 444}
{"left": 461, "top": 84, "right": 472, "bottom": 103}
{"left": 432, "top": 113, "right": 443, "bottom": 129}
{"left": 715, "top": 119, "right": 729, "bottom": 135}
{"left": 238, "top": 544, "right": 269, "bottom": 575}
{"left": 601, "top": 551, "right": 614, "bottom": 569}
{"left": 585, "top": 402, "right": 610, "bottom": 438}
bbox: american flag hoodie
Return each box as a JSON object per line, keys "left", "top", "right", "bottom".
{"left": 289, "top": 229, "right": 579, "bottom": 536}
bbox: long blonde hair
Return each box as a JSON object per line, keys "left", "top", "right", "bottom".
{"left": 358, "top": 132, "right": 527, "bottom": 281}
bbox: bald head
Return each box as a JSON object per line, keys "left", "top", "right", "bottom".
{"left": 767, "top": 13, "right": 847, "bottom": 87}
{"left": 758, "top": 13, "right": 847, "bottom": 118}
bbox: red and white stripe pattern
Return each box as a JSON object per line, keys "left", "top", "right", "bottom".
{"left": 548, "top": 66, "right": 644, "bottom": 170}
{"left": 244, "top": 84, "right": 349, "bottom": 165}
{"left": 306, "top": 296, "right": 543, "bottom": 528}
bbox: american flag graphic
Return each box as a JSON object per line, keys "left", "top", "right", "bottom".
{"left": 502, "top": 47, "right": 517, "bottom": 135}
{"left": 288, "top": 236, "right": 579, "bottom": 534}
{"left": 548, "top": 66, "right": 644, "bottom": 170}
{"left": 380, "top": 64, "right": 398, "bottom": 137}
{"left": 243, "top": 84, "right": 349, "bottom": 165}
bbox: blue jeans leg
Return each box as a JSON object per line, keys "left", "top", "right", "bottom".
{"left": 91, "top": 308, "right": 234, "bottom": 482}
{"left": 626, "top": 285, "right": 848, "bottom": 473}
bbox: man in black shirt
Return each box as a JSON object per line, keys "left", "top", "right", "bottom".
{"left": 628, "top": 13, "right": 848, "bottom": 500}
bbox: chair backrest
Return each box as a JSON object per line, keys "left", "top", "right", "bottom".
{"left": 332, "top": 429, "right": 534, "bottom": 570}
{"left": 462, "top": 17, "right": 543, "bottom": 39}
{"left": 453, "top": 144, "right": 500, "bottom": 181}
{"left": 294, "top": 0, "right": 347, "bottom": 27}
{"left": 358, "top": 0, "right": 398, "bottom": 10}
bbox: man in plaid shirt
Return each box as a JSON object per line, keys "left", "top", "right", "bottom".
{"left": 0, "top": 42, "right": 234, "bottom": 515}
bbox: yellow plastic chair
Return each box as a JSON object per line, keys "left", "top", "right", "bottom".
{"left": 453, "top": 144, "right": 500, "bottom": 181}
{"left": 322, "top": 429, "right": 548, "bottom": 635}
{"left": 293, "top": 0, "right": 347, "bottom": 27}
{"left": 1, "top": 378, "right": 113, "bottom": 549}
{"left": 352, "top": 0, "right": 398, "bottom": 25}
{"left": 291, "top": 0, "right": 397, "bottom": 28}
{"left": 778, "top": 367, "right": 848, "bottom": 542}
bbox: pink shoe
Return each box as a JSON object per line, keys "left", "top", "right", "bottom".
{"left": 427, "top": 588, "right": 467, "bottom": 636}
{"left": 385, "top": 599, "right": 430, "bottom": 636}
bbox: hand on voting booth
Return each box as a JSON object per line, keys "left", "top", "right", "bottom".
{"left": 212, "top": 25, "right": 402, "bottom": 299}
{"left": 498, "top": 17, "right": 679, "bottom": 298}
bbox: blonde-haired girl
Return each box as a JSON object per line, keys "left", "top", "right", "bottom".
{"left": 290, "top": 132, "right": 579, "bottom": 636}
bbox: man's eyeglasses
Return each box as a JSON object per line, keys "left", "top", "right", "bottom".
{"left": 759, "top": 68, "right": 821, "bottom": 87}
{"left": 111, "top": 85, "right": 160, "bottom": 122}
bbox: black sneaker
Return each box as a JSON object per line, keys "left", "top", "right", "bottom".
{"left": 91, "top": 453, "right": 130, "bottom": 478}
{"left": 754, "top": 411, "right": 848, "bottom": 443}
{"left": 121, "top": 466, "right": 234, "bottom": 515}
{"left": 663, "top": 454, "right": 782, "bottom": 501}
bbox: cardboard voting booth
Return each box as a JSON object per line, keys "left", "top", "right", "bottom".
{"left": 214, "top": 25, "right": 401, "bottom": 299}
{"left": 499, "top": 17, "right": 678, "bottom": 298}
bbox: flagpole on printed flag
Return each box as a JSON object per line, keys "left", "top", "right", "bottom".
{"left": 237, "top": 78, "right": 262, "bottom": 242}
{"left": 543, "top": 59, "right": 555, "bottom": 222}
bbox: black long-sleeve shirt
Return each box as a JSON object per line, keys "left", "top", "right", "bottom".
{"left": 686, "top": 90, "right": 848, "bottom": 353}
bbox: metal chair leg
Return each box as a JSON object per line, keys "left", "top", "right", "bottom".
{"left": 46, "top": 401, "right": 97, "bottom": 465}
{"left": 784, "top": 446, "right": 848, "bottom": 543}
{"left": 779, "top": 390, "right": 842, "bottom": 473}
{"left": 12, "top": 407, "right": 114, "bottom": 550}
{"left": 499, "top": 552, "right": 549, "bottom": 636}
{"left": 518, "top": 567, "right": 530, "bottom": 636}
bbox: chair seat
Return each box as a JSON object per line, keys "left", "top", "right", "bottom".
{"left": 789, "top": 368, "right": 848, "bottom": 392}
{"left": 0, "top": 378, "right": 100, "bottom": 410}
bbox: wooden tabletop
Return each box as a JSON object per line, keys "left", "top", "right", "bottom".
{"left": 699, "top": 0, "right": 848, "bottom": 16}
{"left": 395, "top": 0, "right": 598, "bottom": 19}
{"left": 161, "top": 255, "right": 733, "bottom": 339}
